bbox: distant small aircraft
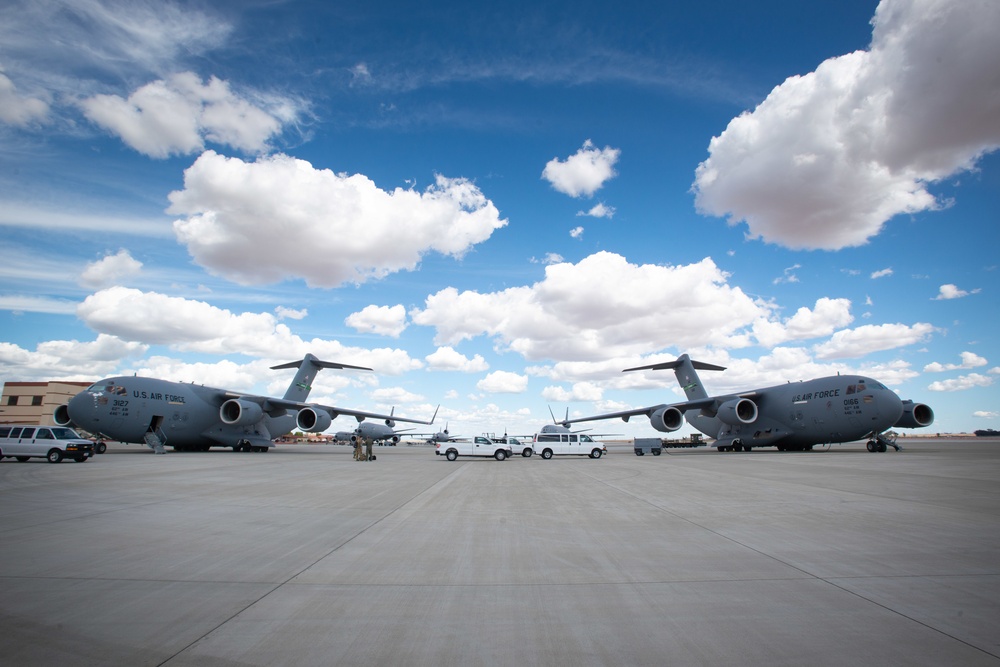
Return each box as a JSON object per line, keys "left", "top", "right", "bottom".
{"left": 560, "top": 353, "right": 934, "bottom": 452}
{"left": 336, "top": 408, "right": 439, "bottom": 445}
{"left": 56, "top": 354, "right": 436, "bottom": 454}
{"left": 401, "top": 422, "right": 461, "bottom": 444}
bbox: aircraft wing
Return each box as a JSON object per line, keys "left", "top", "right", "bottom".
{"left": 561, "top": 397, "right": 724, "bottom": 426}
{"left": 223, "top": 392, "right": 438, "bottom": 425}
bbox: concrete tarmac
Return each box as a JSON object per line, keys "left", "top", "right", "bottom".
{"left": 1, "top": 438, "right": 999, "bottom": 666}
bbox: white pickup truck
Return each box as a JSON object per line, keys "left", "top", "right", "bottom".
{"left": 436, "top": 436, "right": 511, "bottom": 461}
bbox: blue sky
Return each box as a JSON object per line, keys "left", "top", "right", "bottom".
{"left": 1, "top": 0, "right": 997, "bottom": 439}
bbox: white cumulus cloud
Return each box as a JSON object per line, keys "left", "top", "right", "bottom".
{"left": 79, "top": 249, "right": 143, "bottom": 289}
{"left": 169, "top": 151, "right": 507, "bottom": 287}
{"left": 412, "top": 251, "right": 770, "bottom": 362}
{"left": 425, "top": 346, "right": 489, "bottom": 372}
{"left": 933, "top": 284, "right": 980, "bottom": 300}
{"left": 477, "top": 370, "right": 529, "bottom": 394}
{"left": 693, "top": 0, "right": 1000, "bottom": 250}
{"left": 0, "top": 71, "right": 48, "bottom": 126}
{"left": 813, "top": 322, "right": 935, "bottom": 359}
{"left": 80, "top": 73, "right": 293, "bottom": 158}
{"left": 542, "top": 140, "right": 620, "bottom": 197}
{"left": 345, "top": 304, "right": 408, "bottom": 338}
{"left": 928, "top": 373, "right": 994, "bottom": 392}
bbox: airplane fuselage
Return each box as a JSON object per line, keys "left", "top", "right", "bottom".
{"left": 686, "top": 374, "right": 903, "bottom": 450}
{"left": 64, "top": 376, "right": 293, "bottom": 449}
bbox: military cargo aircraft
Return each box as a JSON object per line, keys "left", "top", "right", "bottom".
{"left": 55, "top": 354, "right": 436, "bottom": 454}
{"left": 560, "top": 353, "right": 934, "bottom": 452}
{"left": 335, "top": 407, "right": 439, "bottom": 445}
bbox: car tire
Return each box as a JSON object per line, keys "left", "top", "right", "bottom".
{"left": 541, "top": 449, "right": 553, "bottom": 460}
{"left": 591, "top": 449, "right": 602, "bottom": 459}
{"left": 494, "top": 449, "right": 506, "bottom": 461}
{"left": 446, "top": 449, "right": 458, "bottom": 461}
{"left": 47, "top": 449, "right": 63, "bottom": 464}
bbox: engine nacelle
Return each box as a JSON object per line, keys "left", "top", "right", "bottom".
{"left": 717, "top": 398, "right": 758, "bottom": 426}
{"left": 220, "top": 399, "right": 264, "bottom": 426}
{"left": 649, "top": 406, "right": 684, "bottom": 432}
{"left": 895, "top": 400, "right": 934, "bottom": 428}
{"left": 54, "top": 404, "right": 73, "bottom": 426}
{"left": 296, "top": 406, "right": 333, "bottom": 433}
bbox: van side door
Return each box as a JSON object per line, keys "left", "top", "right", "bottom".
{"left": 13, "top": 427, "right": 34, "bottom": 456}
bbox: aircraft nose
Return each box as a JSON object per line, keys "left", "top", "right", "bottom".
{"left": 883, "top": 390, "right": 904, "bottom": 426}
{"left": 67, "top": 390, "right": 93, "bottom": 425}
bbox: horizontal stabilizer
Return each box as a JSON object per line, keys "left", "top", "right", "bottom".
{"left": 270, "top": 354, "right": 372, "bottom": 372}
{"left": 623, "top": 359, "right": 726, "bottom": 373}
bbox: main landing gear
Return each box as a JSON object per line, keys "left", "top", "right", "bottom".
{"left": 232, "top": 440, "right": 269, "bottom": 453}
{"left": 866, "top": 431, "right": 901, "bottom": 453}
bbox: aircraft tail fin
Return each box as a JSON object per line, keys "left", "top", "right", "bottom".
{"left": 623, "top": 353, "right": 723, "bottom": 401}
{"left": 271, "top": 354, "right": 372, "bottom": 402}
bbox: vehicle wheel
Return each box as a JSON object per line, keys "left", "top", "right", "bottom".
{"left": 652, "top": 450, "right": 661, "bottom": 456}
{"left": 541, "top": 449, "right": 553, "bottom": 459}
{"left": 717, "top": 446, "right": 725, "bottom": 452}
{"left": 877, "top": 441, "right": 887, "bottom": 453}
{"left": 75, "top": 456, "right": 88, "bottom": 462}
{"left": 47, "top": 449, "right": 63, "bottom": 464}
{"left": 16, "top": 456, "right": 30, "bottom": 462}
{"left": 635, "top": 450, "right": 643, "bottom": 456}
{"left": 494, "top": 449, "right": 507, "bottom": 461}
{"left": 522, "top": 449, "right": 533, "bottom": 457}
{"left": 590, "top": 448, "right": 602, "bottom": 459}
{"left": 866, "top": 441, "right": 875, "bottom": 452}
{"left": 95, "top": 441, "right": 107, "bottom": 454}
{"left": 446, "top": 449, "right": 458, "bottom": 461}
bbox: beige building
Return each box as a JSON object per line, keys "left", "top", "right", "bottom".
{"left": 1, "top": 381, "right": 91, "bottom": 426}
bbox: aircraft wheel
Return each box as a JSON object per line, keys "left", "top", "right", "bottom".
{"left": 95, "top": 441, "right": 107, "bottom": 454}
{"left": 446, "top": 449, "right": 458, "bottom": 461}
{"left": 877, "top": 441, "right": 887, "bottom": 453}
{"left": 494, "top": 449, "right": 507, "bottom": 461}
{"left": 232, "top": 445, "right": 240, "bottom": 452}
{"left": 866, "top": 441, "right": 875, "bottom": 452}
{"left": 47, "top": 449, "right": 63, "bottom": 464}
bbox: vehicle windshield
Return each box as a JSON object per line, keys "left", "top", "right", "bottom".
{"left": 50, "top": 427, "right": 83, "bottom": 439}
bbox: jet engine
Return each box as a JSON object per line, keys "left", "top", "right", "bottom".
{"left": 296, "top": 406, "right": 333, "bottom": 433}
{"left": 54, "top": 404, "right": 73, "bottom": 426}
{"left": 649, "top": 406, "right": 684, "bottom": 432}
{"left": 220, "top": 399, "right": 264, "bottom": 426}
{"left": 894, "top": 400, "right": 934, "bottom": 428}
{"left": 716, "top": 398, "right": 758, "bottom": 425}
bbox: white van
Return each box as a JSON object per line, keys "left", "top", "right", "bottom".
{"left": 532, "top": 432, "right": 607, "bottom": 459}
{"left": 0, "top": 425, "right": 95, "bottom": 463}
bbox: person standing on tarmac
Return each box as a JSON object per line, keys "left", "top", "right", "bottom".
{"left": 365, "top": 436, "right": 375, "bottom": 461}
{"left": 354, "top": 436, "right": 364, "bottom": 461}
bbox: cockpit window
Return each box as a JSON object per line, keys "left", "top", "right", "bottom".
{"left": 88, "top": 381, "right": 127, "bottom": 395}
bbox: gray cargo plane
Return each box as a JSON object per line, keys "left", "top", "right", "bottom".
{"left": 560, "top": 353, "right": 934, "bottom": 452}
{"left": 335, "top": 408, "right": 439, "bottom": 445}
{"left": 55, "top": 354, "right": 436, "bottom": 454}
